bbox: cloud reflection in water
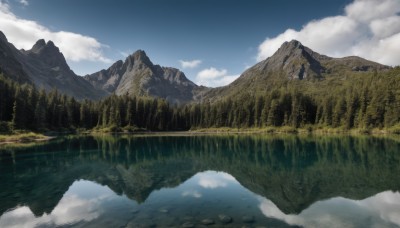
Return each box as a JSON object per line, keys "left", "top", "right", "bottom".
{"left": 0, "top": 180, "right": 114, "bottom": 228}
{"left": 197, "top": 171, "right": 237, "bottom": 189}
{"left": 259, "top": 191, "right": 400, "bottom": 228}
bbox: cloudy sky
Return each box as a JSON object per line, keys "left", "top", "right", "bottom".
{"left": 0, "top": 0, "right": 399, "bottom": 87}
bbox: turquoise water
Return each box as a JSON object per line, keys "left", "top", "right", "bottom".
{"left": 0, "top": 135, "right": 400, "bottom": 227}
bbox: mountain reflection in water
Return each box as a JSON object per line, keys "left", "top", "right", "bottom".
{"left": 0, "top": 135, "right": 400, "bottom": 227}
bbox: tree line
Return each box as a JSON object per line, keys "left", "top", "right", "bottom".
{"left": 1, "top": 68, "right": 400, "bottom": 133}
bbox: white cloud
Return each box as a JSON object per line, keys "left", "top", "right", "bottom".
{"left": 179, "top": 59, "right": 202, "bottom": 69}
{"left": 257, "top": 0, "right": 400, "bottom": 66}
{"left": 197, "top": 67, "right": 227, "bottom": 79}
{"left": 0, "top": 2, "right": 112, "bottom": 63}
{"left": 345, "top": 0, "right": 400, "bottom": 22}
{"left": 19, "top": 0, "right": 28, "bottom": 6}
{"left": 196, "top": 67, "right": 239, "bottom": 87}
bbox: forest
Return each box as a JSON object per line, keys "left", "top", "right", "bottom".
{"left": 1, "top": 67, "right": 400, "bottom": 133}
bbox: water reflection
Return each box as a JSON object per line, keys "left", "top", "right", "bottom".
{"left": 1, "top": 172, "right": 399, "bottom": 228}
{"left": 0, "top": 180, "right": 123, "bottom": 228}
{"left": 0, "top": 135, "right": 400, "bottom": 227}
{"left": 197, "top": 171, "right": 237, "bottom": 189}
{"left": 259, "top": 191, "right": 400, "bottom": 228}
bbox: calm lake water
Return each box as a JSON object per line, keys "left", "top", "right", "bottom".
{"left": 1, "top": 135, "right": 400, "bottom": 228}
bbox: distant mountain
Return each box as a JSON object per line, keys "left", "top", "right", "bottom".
{"left": 0, "top": 31, "right": 107, "bottom": 100}
{"left": 201, "top": 40, "right": 390, "bottom": 101}
{"left": 0, "top": 31, "right": 393, "bottom": 103}
{"left": 84, "top": 50, "right": 205, "bottom": 104}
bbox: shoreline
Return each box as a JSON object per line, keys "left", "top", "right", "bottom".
{"left": 86, "top": 127, "right": 398, "bottom": 136}
{"left": 0, "top": 133, "right": 56, "bottom": 145}
{"left": 1, "top": 127, "right": 399, "bottom": 145}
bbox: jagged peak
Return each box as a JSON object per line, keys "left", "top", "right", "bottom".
{"left": 274, "top": 39, "right": 309, "bottom": 57}
{"left": 132, "top": 49, "right": 147, "bottom": 57}
{"left": 36, "top": 39, "right": 46, "bottom": 46}
{"left": 30, "top": 39, "right": 46, "bottom": 53}
{"left": 131, "top": 49, "right": 150, "bottom": 61}
{"left": 46, "top": 40, "right": 57, "bottom": 49}
{"left": 30, "top": 39, "right": 60, "bottom": 54}
{"left": 125, "top": 49, "right": 153, "bottom": 67}
{"left": 274, "top": 40, "right": 328, "bottom": 62}
{"left": 282, "top": 39, "right": 303, "bottom": 49}
{"left": 44, "top": 40, "right": 60, "bottom": 53}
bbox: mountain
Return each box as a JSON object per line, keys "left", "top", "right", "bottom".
{"left": 0, "top": 32, "right": 32, "bottom": 84}
{"left": 0, "top": 31, "right": 393, "bottom": 103}
{"left": 201, "top": 40, "right": 391, "bottom": 101}
{"left": 0, "top": 31, "right": 107, "bottom": 100}
{"left": 84, "top": 50, "right": 205, "bottom": 104}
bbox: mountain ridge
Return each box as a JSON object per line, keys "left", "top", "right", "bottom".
{"left": 0, "top": 31, "right": 393, "bottom": 103}
{"left": 0, "top": 31, "right": 107, "bottom": 100}
{"left": 84, "top": 50, "right": 202, "bottom": 104}
{"left": 201, "top": 39, "right": 391, "bottom": 101}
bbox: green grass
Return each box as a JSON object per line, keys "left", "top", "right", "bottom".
{"left": 387, "top": 125, "right": 400, "bottom": 134}
{"left": 0, "top": 132, "right": 51, "bottom": 143}
{"left": 190, "top": 126, "right": 398, "bottom": 135}
{"left": 89, "top": 125, "right": 147, "bottom": 134}
{"left": 190, "top": 127, "right": 299, "bottom": 134}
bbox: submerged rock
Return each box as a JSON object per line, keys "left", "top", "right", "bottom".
{"left": 218, "top": 214, "right": 233, "bottom": 224}
{"left": 201, "top": 218, "right": 215, "bottom": 225}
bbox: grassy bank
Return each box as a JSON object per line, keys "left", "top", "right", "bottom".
{"left": 0, "top": 132, "right": 54, "bottom": 144}
{"left": 190, "top": 126, "right": 400, "bottom": 135}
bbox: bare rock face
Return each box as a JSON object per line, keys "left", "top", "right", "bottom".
{"left": 269, "top": 40, "right": 326, "bottom": 79}
{"left": 0, "top": 31, "right": 107, "bottom": 100}
{"left": 85, "top": 60, "right": 125, "bottom": 93}
{"left": 27, "top": 40, "right": 70, "bottom": 71}
{"left": 85, "top": 50, "right": 200, "bottom": 105}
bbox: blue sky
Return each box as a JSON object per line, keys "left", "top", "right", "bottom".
{"left": 1, "top": 0, "right": 399, "bottom": 87}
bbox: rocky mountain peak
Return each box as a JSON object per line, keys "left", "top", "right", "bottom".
{"left": 85, "top": 49, "right": 201, "bottom": 104}
{"left": 273, "top": 40, "right": 320, "bottom": 61}
{"left": 0, "top": 32, "right": 106, "bottom": 100}
{"left": 29, "top": 39, "right": 61, "bottom": 56}
{"left": 30, "top": 39, "right": 46, "bottom": 53}
{"left": 280, "top": 40, "right": 304, "bottom": 51}
{"left": 28, "top": 39, "right": 69, "bottom": 70}
{"left": 125, "top": 50, "right": 153, "bottom": 68}
{"left": 258, "top": 40, "right": 326, "bottom": 80}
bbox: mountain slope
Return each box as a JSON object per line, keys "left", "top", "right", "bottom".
{"left": 0, "top": 32, "right": 32, "bottom": 84}
{"left": 201, "top": 40, "right": 391, "bottom": 101}
{"left": 85, "top": 50, "right": 203, "bottom": 104}
{"left": 0, "top": 31, "right": 107, "bottom": 100}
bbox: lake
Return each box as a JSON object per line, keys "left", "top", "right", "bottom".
{"left": 0, "top": 135, "right": 400, "bottom": 228}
